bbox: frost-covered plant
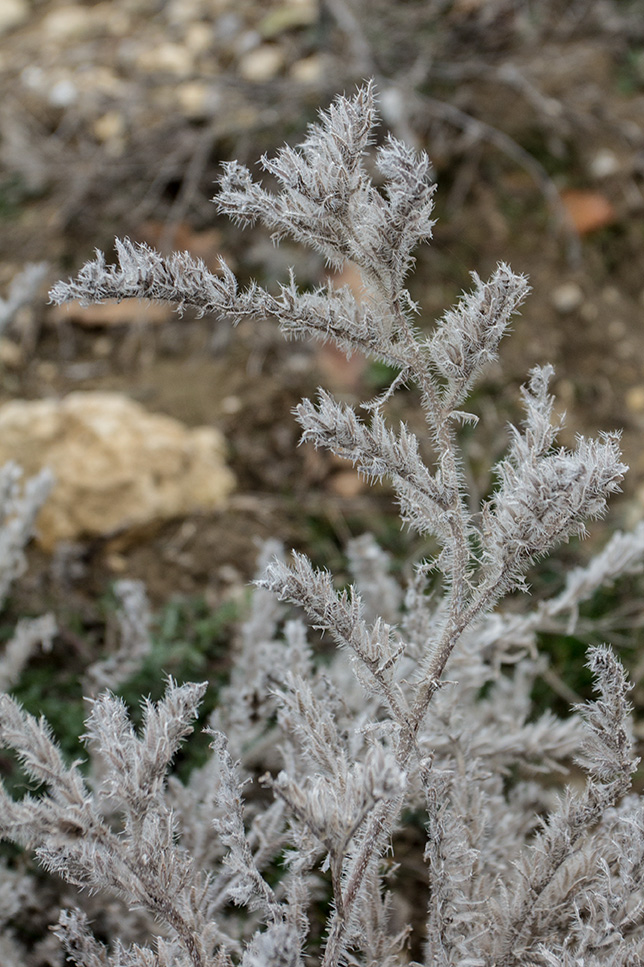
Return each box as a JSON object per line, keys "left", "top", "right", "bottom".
{"left": 0, "top": 462, "right": 55, "bottom": 693}
{"left": 3, "top": 82, "right": 643, "bottom": 965}
{"left": 84, "top": 579, "right": 153, "bottom": 696}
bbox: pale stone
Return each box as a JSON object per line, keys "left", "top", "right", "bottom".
{"left": 551, "top": 282, "right": 583, "bottom": 314}
{"left": 290, "top": 54, "right": 324, "bottom": 84}
{"left": 106, "top": 553, "right": 128, "bottom": 573}
{"left": 0, "top": 338, "right": 23, "bottom": 368}
{"left": 0, "top": 0, "right": 29, "bottom": 35}
{"left": 42, "top": 6, "right": 96, "bottom": 41}
{"left": 137, "top": 42, "right": 194, "bottom": 76}
{"left": 49, "top": 79, "right": 78, "bottom": 108}
{"left": 221, "top": 395, "right": 242, "bottom": 415}
{"left": 165, "top": 0, "right": 203, "bottom": 23}
{"left": 0, "top": 393, "right": 235, "bottom": 550}
{"left": 91, "top": 336, "right": 113, "bottom": 358}
{"left": 93, "top": 111, "right": 126, "bottom": 143}
{"left": 80, "top": 67, "right": 124, "bottom": 96}
{"left": 238, "top": 45, "right": 284, "bottom": 82}
{"left": 176, "top": 81, "right": 212, "bottom": 118}
{"left": 183, "top": 22, "right": 214, "bottom": 54}
{"left": 626, "top": 386, "right": 644, "bottom": 415}
{"left": 588, "top": 149, "right": 620, "bottom": 179}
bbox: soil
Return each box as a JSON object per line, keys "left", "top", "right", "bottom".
{"left": 1, "top": 0, "right": 644, "bottom": 630}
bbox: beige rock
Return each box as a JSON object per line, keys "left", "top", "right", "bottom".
{"left": 42, "top": 6, "right": 97, "bottom": 41}
{"left": 91, "top": 336, "right": 113, "bottom": 358}
{"left": 165, "top": 0, "right": 204, "bottom": 23}
{"left": 183, "top": 22, "right": 214, "bottom": 54}
{"left": 588, "top": 149, "right": 620, "bottom": 179}
{"left": 93, "top": 110, "right": 126, "bottom": 144}
{"left": 290, "top": 54, "right": 325, "bottom": 84}
{"left": 551, "top": 282, "right": 583, "bottom": 315}
{"left": 49, "top": 78, "right": 78, "bottom": 108}
{"left": 0, "top": 393, "right": 235, "bottom": 550}
{"left": 176, "top": 81, "right": 213, "bottom": 119}
{"left": 137, "top": 42, "right": 194, "bottom": 76}
{"left": 238, "top": 44, "right": 284, "bottom": 82}
{"left": 0, "top": 0, "right": 29, "bottom": 35}
{"left": 626, "top": 386, "right": 644, "bottom": 415}
{"left": 0, "top": 338, "right": 23, "bottom": 369}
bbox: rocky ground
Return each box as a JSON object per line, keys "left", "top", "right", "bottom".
{"left": 0, "top": 0, "right": 643, "bottom": 666}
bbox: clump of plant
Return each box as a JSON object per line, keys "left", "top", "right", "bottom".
{"left": 0, "top": 82, "right": 642, "bottom": 967}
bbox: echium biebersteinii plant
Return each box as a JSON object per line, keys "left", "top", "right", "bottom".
{"left": 2, "top": 82, "right": 643, "bottom": 966}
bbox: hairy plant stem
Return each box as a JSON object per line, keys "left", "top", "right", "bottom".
{"left": 80, "top": 817, "right": 208, "bottom": 967}
{"left": 321, "top": 568, "right": 503, "bottom": 967}
{"left": 321, "top": 306, "right": 493, "bottom": 965}
{"left": 408, "top": 578, "right": 504, "bottom": 741}
{"left": 321, "top": 799, "right": 395, "bottom": 967}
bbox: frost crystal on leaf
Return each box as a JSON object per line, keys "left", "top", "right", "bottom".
{"left": 0, "top": 81, "right": 636, "bottom": 967}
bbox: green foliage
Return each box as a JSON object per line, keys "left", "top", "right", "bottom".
{"left": 119, "top": 592, "right": 238, "bottom": 704}
{"left": 616, "top": 46, "right": 644, "bottom": 94}
{"left": 2, "top": 592, "right": 241, "bottom": 790}
{"left": 0, "top": 174, "right": 33, "bottom": 222}
{"left": 118, "top": 593, "right": 240, "bottom": 780}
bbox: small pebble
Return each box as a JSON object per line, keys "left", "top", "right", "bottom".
{"left": 42, "top": 6, "right": 97, "bottom": 41}
{"left": 93, "top": 110, "right": 126, "bottom": 143}
{"left": 49, "top": 78, "right": 78, "bottom": 108}
{"left": 0, "top": 0, "right": 28, "bottom": 35}
{"left": 290, "top": 54, "right": 325, "bottom": 84}
{"left": 551, "top": 282, "right": 583, "bottom": 314}
{"left": 176, "top": 81, "right": 213, "bottom": 118}
{"left": 588, "top": 149, "right": 620, "bottom": 179}
{"left": 221, "top": 396, "right": 242, "bottom": 415}
{"left": 0, "top": 338, "right": 23, "bottom": 369}
{"left": 626, "top": 386, "right": 644, "bottom": 414}
{"left": 238, "top": 44, "right": 284, "bottom": 81}
{"left": 137, "top": 42, "right": 194, "bottom": 76}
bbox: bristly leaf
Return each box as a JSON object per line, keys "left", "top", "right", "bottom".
{"left": 427, "top": 264, "right": 530, "bottom": 404}
{"left": 50, "top": 238, "right": 239, "bottom": 317}
{"left": 482, "top": 366, "right": 627, "bottom": 591}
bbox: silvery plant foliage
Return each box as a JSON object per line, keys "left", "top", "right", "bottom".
{"left": 2, "top": 82, "right": 643, "bottom": 966}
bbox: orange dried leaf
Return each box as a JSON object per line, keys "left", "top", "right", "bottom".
{"left": 560, "top": 189, "right": 616, "bottom": 235}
